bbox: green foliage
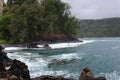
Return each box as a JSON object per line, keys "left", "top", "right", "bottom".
{"left": 0, "top": 0, "right": 80, "bottom": 43}
{"left": 8, "top": 16, "right": 28, "bottom": 43}
{"left": 80, "top": 18, "right": 120, "bottom": 37}
{"left": 0, "top": 40, "right": 7, "bottom": 44}
{"left": 0, "top": 14, "right": 14, "bottom": 41}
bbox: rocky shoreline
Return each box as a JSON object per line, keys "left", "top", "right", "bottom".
{"left": 0, "top": 45, "right": 106, "bottom": 80}
{"left": 0, "top": 37, "right": 82, "bottom": 48}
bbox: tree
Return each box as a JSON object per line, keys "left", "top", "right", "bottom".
{"left": 1, "top": 0, "right": 81, "bottom": 43}
{"left": 0, "top": 14, "right": 13, "bottom": 41}
{"left": 0, "top": 0, "right": 4, "bottom": 16}
{"left": 80, "top": 18, "right": 120, "bottom": 37}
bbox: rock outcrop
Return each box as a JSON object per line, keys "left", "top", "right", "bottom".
{"left": 79, "top": 67, "right": 106, "bottom": 80}
{"left": 8, "top": 59, "right": 31, "bottom": 80}
{"left": 0, "top": 46, "right": 12, "bottom": 73}
{"left": 0, "top": 46, "right": 30, "bottom": 80}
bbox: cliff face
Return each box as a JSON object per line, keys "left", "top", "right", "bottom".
{"left": 0, "top": 0, "right": 3, "bottom": 16}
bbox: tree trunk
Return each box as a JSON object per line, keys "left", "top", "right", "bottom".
{"left": 0, "top": 0, "right": 3, "bottom": 16}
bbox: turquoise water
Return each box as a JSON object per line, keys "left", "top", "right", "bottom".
{"left": 5, "top": 37, "right": 120, "bottom": 80}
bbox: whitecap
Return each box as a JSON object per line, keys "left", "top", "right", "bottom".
{"left": 4, "top": 40, "right": 94, "bottom": 50}
{"left": 37, "top": 40, "right": 94, "bottom": 49}
{"left": 98, "top": 71, "right": 120, "bottom": 80}
{"left": 30, "top": 70, "right": 75, "bottom": 78}
{"left": 4, "top": 47, "right": 24, "bottom": 50}
{"left": 49, "top": 53, "right": 82, "bottom": 61}
{"left": 94, "top": 40, "right": 120, "bottom": 42}
{"left": 8, "top": 52, "right": 50, "bottom": 77}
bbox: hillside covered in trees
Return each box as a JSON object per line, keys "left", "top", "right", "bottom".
{"left": 80, "top": 18, "right": 120, "bottom": 37}
{"left": 0, "top": 0, "right": 80, "bottom": 44}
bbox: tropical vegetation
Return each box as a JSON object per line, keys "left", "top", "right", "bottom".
{"left": 80, "top": 18, "right": 120, "bottom": 37}
{"left": 0, "top": 0, "right": 80, "bottom": 44}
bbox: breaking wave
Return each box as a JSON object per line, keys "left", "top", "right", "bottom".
{"left": 98, "top": 71, "right": 120, "bottom": 80}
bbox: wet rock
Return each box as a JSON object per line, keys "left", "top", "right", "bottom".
{"left": 0, "top": 58, "right": 30, "bottom": 79}
{"left": 48, "top": 59, "right": 76, "bottom": 68}
{"left": 43, "top": 44, "right": 51, "bottom": 49}
{"left": 79, "top": 68, "right": 107, "bottom": 80}
{"left": 26, "top": 43, "right": 39, "bottom": 48}
{"left": 0, "top": 46, "right": 30, "bottom": 80}
{"left": 51, "top": 59, "right": 68, "bottom": 65}
{"left": 0, "top": 46, "right": 12, "bottom": 79}
{"left": 0, "top": 46, "right": 12, "bottom": 67}
{"left": 51, "top": 59, "right": 75, "bottom": 65}
{"left": 0, "top": 78, "right": 7, "bottom": 80}
{"left": 9, "top": 59, "right": 31, "bottom": 80}
{"left": 95, "top": 77, "right": 106, "bottom": 80}
{"left": 0, "top": 62, "right": 6, "bottom": 72}
{"left": 8, "top": 75, "right": 19, "bottom": 80}
{"left": 0, "top": 72, "right": 7, "bottom": 79}
{"left": 31, "top": 75, "right": 74, "bottom": 80}
{"left": 0, "top": 46, "right": 4, "bottom": 52}
{"left": 80, "top": 67, "right": 94, "bottom": 80}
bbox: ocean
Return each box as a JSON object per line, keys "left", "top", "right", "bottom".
{"left": 4, "top": 37, "right": 120, "bottom": 80}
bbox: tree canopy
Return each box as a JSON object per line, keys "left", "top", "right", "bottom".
{"left": 0, "top": 0, "right": 80, "bottom": 43}
{"left": 80, "top": 18, "right": 120, "bottom": 37}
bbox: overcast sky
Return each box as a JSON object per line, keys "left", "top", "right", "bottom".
{"left": 61, "top": 0, "right": 120, "bottom": 19}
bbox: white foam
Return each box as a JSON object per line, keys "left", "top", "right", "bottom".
{"left": 4, "top": 47, "right": 24, "bottom": 50}
{"left": 98, "top": 71, "right": 120, "bottom": 80}
{"left": 8, "top": 52, "right": 50, "bottom": 77}
{"left": 50, "top": 40, "right": 94, "bottom": 49}
{"left": 5, "top": 66, "right": 10, "bottom": 70}
{"left": 31, "top": 70, "right": 74, "bottom": 78}
{"left": 37, "top": 40, "right": 94, "bottom": 49}
{"left": 8, "top": 52, "right": 80, "bottom": 78}
{"left": 95, "top": 40, "right": 120, "bottom": 42}
{"left": 4, "top": 40, "right": 94, "bottom": 50}
{"left": 8, "top": 52, "right": 28, "bottom": 61}
{"left": 50, "top": 53, "right": 82, "bottom": 60}
{"left": 8, "top": 52, "right": 48, "bottom": 66}
{"left": 5, "top": 40, "right": 94, "bottom": 79}
{"left": 29, "top": 53, "right": 82, "bottom": 78}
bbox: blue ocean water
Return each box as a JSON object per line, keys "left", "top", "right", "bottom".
{"left": 5, "top": 37, "right": 120, "bottom": 80}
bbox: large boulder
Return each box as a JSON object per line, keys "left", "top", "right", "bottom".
{"left": 0, "top": 46, "right": 30, "bottom": 80}
{"left": 0, "top": 46, "right": 12, "bottom": 79}
{"left": 80, "top": 67, "right": 94, "bottom": 80}
{"left": 8, "top": 59, "right": 31, "bottom": 80}
{"left": 0, "top": 46, "right": 12, "bottom": 67}
{"left": 79, "top": 68, "right": 107, "bottom": 80}
{"left": 0, "top": 61, "right": 6, "bottom": 72}
{"left": 8, "top": 75, "right": 19, "bottom": 80}
{"left": 0, "top": 46, "right": 4, "bottom": 52}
